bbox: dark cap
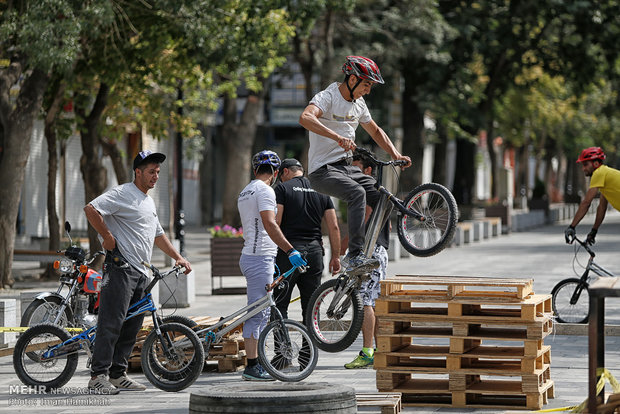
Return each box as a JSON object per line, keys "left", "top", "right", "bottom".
{"left": 133, "top": 150, "right": 166, "bottom": 171}
{"left": 279, "top": 158, "right": 303, "bottom": 173}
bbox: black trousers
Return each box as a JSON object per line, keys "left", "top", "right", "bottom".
{"left": 274, "top": 239, "right": 323, "bottom": 325}
{"left": 91, "top": 251, "right": 147, "bottom": 378}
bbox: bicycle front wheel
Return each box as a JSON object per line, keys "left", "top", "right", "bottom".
{"left": 141, "top": 322, "right": 205, "bottom": 392}
{"left": 397, "top": 182, "right": 458, "bottom": 257}
{"left": 306, "top": 278, "right": 363, "bottom": 353}
{"left": 13, "top": 323, "right": 78, "bottom": 391}
{"left": 258, "top": 319, "right": 318, "bottom": 382}
{"left": 552, "top": 278, "right": 590, "bottom": 324}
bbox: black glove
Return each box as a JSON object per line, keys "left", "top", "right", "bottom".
{"left": 586, "top": 228, "right": 598, "bottom": 245}
{"left": 564, "top": 226, "right": 576, "bottom": 244}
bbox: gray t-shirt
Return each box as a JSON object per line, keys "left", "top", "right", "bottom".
{"left": 307, "top": 82, "right": 372, "bottom": 173}
{"left": 89, "top": 182, "right": 164, "bottom": 276}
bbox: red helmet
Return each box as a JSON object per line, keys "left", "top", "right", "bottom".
{"left": 342, "top": 56, "right": 384, "bottom": 84}
{"left": 576, "top": 147, "right": 606, "bottom": 163}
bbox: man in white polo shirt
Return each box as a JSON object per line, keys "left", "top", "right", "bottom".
{"left": 299, "top": 55, "right": 411, "bottom": 274}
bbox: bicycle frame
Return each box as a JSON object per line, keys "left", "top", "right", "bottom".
{"left": 568, "top": 237, "right": 616, "bottom": 304}
{"left": 40, "top": 265, "right": 181, "bottom": 362}
{"left": 192, "top": 264, "right": 305, "bottom": 348}
{"left": 357, "top": 148, "right": 424, "bottom": 259}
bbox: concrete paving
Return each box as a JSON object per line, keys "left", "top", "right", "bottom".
{"left": 2, "top": 211, "right": 620, "bottom": 413}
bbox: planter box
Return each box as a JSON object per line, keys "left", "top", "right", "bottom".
{"left": 211, "top": 237, "right": 246, "bottom": 295}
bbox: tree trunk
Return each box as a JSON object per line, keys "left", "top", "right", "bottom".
{"left": 399, "top": 75, "right": 425, "bottom": 195}
{"left": 432, "top": 120, "right": 448, "bottom": 186}
{"left": 0, "top": 67, "right": 49, "bottom": 287}
{"left": 221, "top": 83, "right": 268, "bottom": 226}
{"left": 42, "top": 81, "right": 67, "bottom": 279}
{"left": 75, "top": 83, "right": 110, "bottom": 252}
{"left": 101, "top": 138, "right": 129, "bottom": 184}
{"left": 452, "top": 138, "right": 476, "bottom": 206}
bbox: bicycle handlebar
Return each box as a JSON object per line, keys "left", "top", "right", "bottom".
{"left": 356, "top": 147, "right": 405, "bottom": 167}
{"left": 569, "top": 236, "right": 595, "bottom": 257}
{"left": 267, "top": 264, "right": 308, "bottom": 292}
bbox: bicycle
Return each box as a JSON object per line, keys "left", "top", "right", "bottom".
{"left": 165, "top": 263, "right": 319, "bottom": 382}
{"left": 306, "top": 148, "right": 458, "bottom": 352}
{"left": 552, "top": 235, "right": 616, "bottom": 323}
{"left": 13, "top": 262, "right": 204, "bottom": 392}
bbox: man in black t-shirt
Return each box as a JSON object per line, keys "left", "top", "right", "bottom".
{"left": 274, "top": 159, "right": 341, "bottom": 324}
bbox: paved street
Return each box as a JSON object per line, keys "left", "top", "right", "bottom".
{"left": 2, "top": 211, "right": 620, "bottom": 413}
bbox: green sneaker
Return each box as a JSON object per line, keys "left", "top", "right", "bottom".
{"left": 344, "top": 351, "right": 374, "bottom": 369}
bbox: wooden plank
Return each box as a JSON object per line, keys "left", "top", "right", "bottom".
{"left": 356, "top": 393, "right": 402, "bottom": 414}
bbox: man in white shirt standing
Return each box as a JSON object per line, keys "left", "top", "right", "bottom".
{"left": 84, "top": 150, "right": 191, "bottom": 394}
{"left": 237, "top": 150, "right": 307, "bottom": 381}
{"left": 299, "top": 56, "right": 411, "bottom": 273}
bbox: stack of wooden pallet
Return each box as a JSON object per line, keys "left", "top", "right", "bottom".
{"left": 129, "top": 316, "right": 246, "bottom": 372}
{"left": 374, "top": 275, "right": 554, "bottom": 410}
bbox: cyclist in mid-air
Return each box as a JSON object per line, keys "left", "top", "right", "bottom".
{"left": 299, "top": 55, "right": 411, "bottom": 274}
{"left": 565, "top": 147, "right": 620, "bottom": 245}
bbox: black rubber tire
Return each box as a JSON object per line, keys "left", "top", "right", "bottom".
{"left": 552, "top": 278, "right": 590, "bottom": 324}
{"left": 20, "top": 296, "right": 73, "bottom": 328}
{"left": 162, "top": 315, "right": 200, "bottom": 330}
{"left": 13, "top": 323, "right": 78, "bottom": 391}
{"left": 189, "top": 382, "right": 357, "bottom": 413}
{"left": 141, "top": 322, "right": 205, "bottom": 392}
{"left": 305, "top": 278, "right": 363, "bottom": 353}
{"left": 258, "top": 319, "right": 318, "bottom": 382}
{"left": 397, "top": 182, "right": 458, "bottom": 257}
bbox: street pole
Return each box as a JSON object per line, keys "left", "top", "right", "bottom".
{"left": 176, "top": 86, "right": 185, "bottom": 257}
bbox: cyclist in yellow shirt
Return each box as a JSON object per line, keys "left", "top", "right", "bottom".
{"left": 565, "top": 147, "right": 620, "bottom": 245}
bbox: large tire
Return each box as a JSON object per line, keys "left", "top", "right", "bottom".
{"left": 141, "top": 322, "right": 204, "bottom": 392}
{"left": 306, "top": 278, "right": 363, "bottom": 353}
{"left": 258, "top": 319, "right": 318, "bottom": 382}
{"left": 397, "top": 182, "right": 458, "bottom": 257}
{"left": 189, "top": 382, "right": 357, "bottom": 413}
{"left": 20, "top": 296, "right": 73, "bottom": 328}
{"left": 552, "top": 278, "right": 590, "bottom": 324}
{"left": 13, "top": 323, "right": 78, "bottom": 391}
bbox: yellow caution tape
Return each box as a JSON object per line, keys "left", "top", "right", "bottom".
{"left": 531, "top": 368, "right": 620, "bottom": 413}
{"left": 0, "top": 327, "right": 84, "bottom": 333}
{"left": 571, "top": 368, "right": 620, "bottom": 413}
{"left": 290, "top": 296, "right": 301, "bottom": 304}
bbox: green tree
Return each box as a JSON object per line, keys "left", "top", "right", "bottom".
{"left": 0, "top": 0, "right": 92, "bottom": 287}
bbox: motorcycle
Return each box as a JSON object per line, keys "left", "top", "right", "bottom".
{"left": 20, "top": 222, "right": 104, "bottom": 329}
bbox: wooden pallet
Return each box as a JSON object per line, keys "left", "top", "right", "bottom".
{"left": 377, "top": 317, "right": 553, "bottom": 342}
{"left": 356, "top": 392, "right": 402, "bottom": 414}
{"left": 374, "top": 275, "right": 554, "bottom": 410}
{"left": 376, "top": 294, "right": 552, "bottom": 321}
{"left": 381, "top": 275, "right": 534, "bottom": 300}
{"left": 375, "top": 344, "right": 551, "bottom": 374}
{"left": 376, "top": 371, "right": 554, "bottom": 410}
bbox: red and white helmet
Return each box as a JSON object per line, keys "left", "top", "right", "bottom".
{"left": 342, "top": 56, "right": 384, "bottom": 84}
{"left": 576, "top": 147, "right": 606, "bottom": 163}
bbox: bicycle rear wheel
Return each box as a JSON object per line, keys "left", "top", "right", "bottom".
{"left": 141, "top": 322, "right": 204, "bottom": 392}
{"left": 13, "top": 323, "right": 78, "bottom": 391}
{"left": 306, "top": 278, "right": 363, "bottom": 353}
{"left": 258, "top": 319, "right": 318, "bottom": 382}
{"left": 552, "top": 278, "right": 590, "bottom": 324}
{"left": 397, "top": 182, "right": 458, "bottom": 257}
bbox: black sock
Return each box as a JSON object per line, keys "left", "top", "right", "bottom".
{"left": 247, "top": 358, "right": 258, "bottom": 367}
